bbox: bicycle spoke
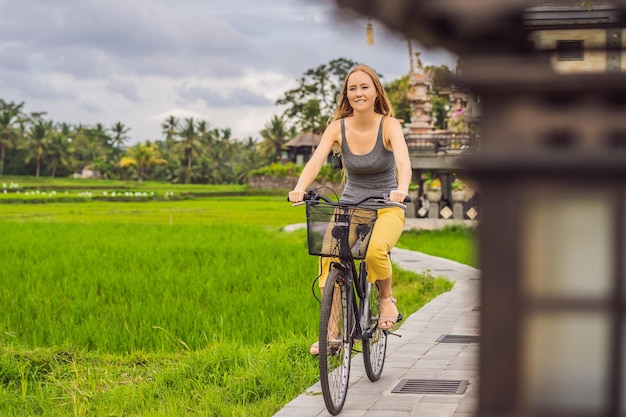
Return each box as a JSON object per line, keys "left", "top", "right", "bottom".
{"left": 362, "top": 282, "right": 387, "bottom": 381}
{"left": 319, "top": 269, "right": 352, "bottom": 415}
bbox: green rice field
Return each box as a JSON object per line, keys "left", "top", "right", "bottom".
{"left": 0, "top": 178, "right": 466, "bottom": 416}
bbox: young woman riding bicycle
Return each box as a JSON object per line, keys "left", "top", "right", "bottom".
{"left": 288, "top": 64, "right": 412, "bottom": 355}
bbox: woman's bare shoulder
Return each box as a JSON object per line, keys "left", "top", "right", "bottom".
{"left": 382, "top": 116, "right": 404, "bottom": 137}
{"left": 382, "top": 116, "right": 405, "bottom": 149}
{"left": 323, "top": 119, "right": 343, "bottom": 141}
{"left": 384, "top": 116, "right": 403, "bottom": 129}
{"left": 326, "top": 118, "right": 343, "bottom": 130}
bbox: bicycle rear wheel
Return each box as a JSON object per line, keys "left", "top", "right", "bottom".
{"left": 319, "top": 268, "right": 352, "bottom": 416}
{"left": 362, "top": 282, "right": 387, "bottom": 381}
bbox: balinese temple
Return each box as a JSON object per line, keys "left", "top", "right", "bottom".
{"left": 403, "top": 50, "right": 479, "bottom": 221}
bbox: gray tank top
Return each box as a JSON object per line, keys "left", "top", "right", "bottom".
{"left": 340, "top": 116, "right": 398, "bottom": 210}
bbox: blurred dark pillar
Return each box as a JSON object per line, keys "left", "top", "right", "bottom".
{"left": 333, "top": 1, "right": 626, "bottom": 416}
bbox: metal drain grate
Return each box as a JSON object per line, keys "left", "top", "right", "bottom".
{"left": 436, "top": 334, "right": 480, "bottom": 343}
{"left": 392, "top": 379, "right": 468, "bottom": 394}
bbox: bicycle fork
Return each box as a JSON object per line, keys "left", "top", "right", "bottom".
{"left": 357, "top": 262, "right": 373, "bottom": 338}
{"left": 345, "top": 262, "right": 374, "bottom": 343}
{"left": 333, "top": 263, "right": 362, "bottom": 349}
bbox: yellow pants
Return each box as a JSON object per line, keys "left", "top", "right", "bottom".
{"left": 318, "top": 206, "right": 405, "bottom": 287}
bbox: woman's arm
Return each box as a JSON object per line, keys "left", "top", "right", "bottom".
{"left": 288, "top": 121, "right": 341, "bottom": 203}
{"left": 385, "top": 117, "right": 412, "bottom": 203}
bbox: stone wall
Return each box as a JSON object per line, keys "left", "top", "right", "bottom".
{"left": 248, "top": 175, "right": 344, "bottom": 193}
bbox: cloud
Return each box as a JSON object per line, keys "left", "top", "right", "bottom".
{"left": 1, "top": 72, "right": 76, "bottom": 101}
{"left": 179, "top": 85, "right": 272, "bottom": 108}
{"left": 80, "top": 103, "right": 103, "bottom": 115}
{"left": 0, "top": 0, "right": 457, "bottom": 143}
{"left": 106, "top": 79, "right": 141, "bottom": 103}
{"left": 1, "top": 0, "right": 253, "bottom": 78}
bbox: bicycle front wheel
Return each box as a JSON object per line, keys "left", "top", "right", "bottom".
{"left": 319, "top": 268, "right": 352, "bottom": 416}
{"left": 362, "top": 281, "right": 387, "bottom": 381}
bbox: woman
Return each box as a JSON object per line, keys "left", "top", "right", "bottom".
{"left": 288, "top": 64, "right": 412, "bottom": 355}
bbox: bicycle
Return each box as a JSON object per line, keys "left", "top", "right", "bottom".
{"left": 292, "top": 190, "right": 408, "bottom": 415}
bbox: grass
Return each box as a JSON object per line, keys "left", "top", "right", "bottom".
{"left": 0, "top": 197, "right": 304, "bottom": 226}
{"left": 0, "top": 222, "right": 316, "bottom": 352}
{"left": 0, "top": 178, "right": 474, "bottom": 416}
{"left": 397, "top": 225, "right": 478, "bottom": 268}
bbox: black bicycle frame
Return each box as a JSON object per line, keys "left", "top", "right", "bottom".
{"left": 330, "top": 206, "right": 370, "bottom": 343}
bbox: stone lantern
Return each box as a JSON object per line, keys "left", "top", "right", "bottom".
{"left": 332, "top": 0, "right": 626, "bottom": 416}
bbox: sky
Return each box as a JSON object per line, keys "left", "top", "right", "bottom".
{"left": 0, "top": 0, "right": 457, "bottom": 145}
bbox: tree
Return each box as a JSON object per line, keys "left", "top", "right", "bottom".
{"left": 426, "top": 65, "right": 454, "bottom": 130}
{"left": 69, "top": 124, "right": 91, "bottom": 171}
{"left": 197, "top": 126, "right": 238, "bottom": 184}
{"left": 174, "top": 118, "right": 202, "bottom": 184}
{"left": 258, "top": 115, "right": 293, "bottom": 165}
{"left": 110, "top": 121, "right": 130, "bottom": 149}
{"left": 0, "top": 100, "right": 25, "bottom": 176}
{"left": 232, "top": 136, "right": 260, "bottom": 184}
{"left": 71, "top": 123, "right": 112, "bottom": 178}
{"left": 276, "top": 58, "right": 359, "bottom": 134}
{"left": 21, "top": 119, "right": 53, "bottom": 177}
{"left": 384, "top": 75, "right": 412, "bottom": 124}
{"left": 119, "top": 141, "right": 167, "bottom": 183}
{"left": 161, "top": 115, "right": 178, "bottom": 157}
{"left": 47, "top": 123, "right": 74, "bottom": 177}
{"left": 92, "top": 123, "right": 111, "bottom": 148}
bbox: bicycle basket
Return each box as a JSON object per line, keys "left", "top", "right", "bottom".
{"left": 305, "top": 203, "right": 378, "bottom": 260}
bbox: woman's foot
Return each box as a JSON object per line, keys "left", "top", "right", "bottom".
{"left": 309, "top": 338, "right": 342, "bottom": 356}
{"left": 378, "top": 296, "right": 399, "bottom": 330}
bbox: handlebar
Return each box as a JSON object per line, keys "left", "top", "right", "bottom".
{"left": 288, "top": 191, "right": 410, "bottom": 209}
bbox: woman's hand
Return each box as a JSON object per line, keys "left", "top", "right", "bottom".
{"left": 288, "top": 189, "right": 306, "bottom": 203}
{"left": 389, "top": 189, "right": 408, "bottom": 203}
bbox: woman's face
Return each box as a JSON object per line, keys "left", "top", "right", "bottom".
{"left": 346, "top": 70, "right": 378, "bottom": 112}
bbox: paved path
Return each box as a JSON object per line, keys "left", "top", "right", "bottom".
{"left": 274, "top": 243, "right": 480, "bottom": 417}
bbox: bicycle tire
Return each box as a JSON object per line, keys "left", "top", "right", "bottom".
{"left": 319, "top": 268, "right": 352, "bottom": 416}
{"left": 362, "top": 281, "right": 387, "bottom": 381}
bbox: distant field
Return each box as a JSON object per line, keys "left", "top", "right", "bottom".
{"left": 0, "top": 176, "right": 280, "bottom": 204}
{"left": 0, "top": 177, "right": 463, "bottom": 416}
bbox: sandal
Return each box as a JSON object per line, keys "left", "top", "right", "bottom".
{"left": 309, "top": 339, "right": 342, "bottom": 356}
{"left": 378, "top": 296, "right": 400, "bottom": 330}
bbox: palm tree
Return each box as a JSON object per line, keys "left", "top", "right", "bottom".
{"left": 175, "top": 118, "right": 202, "bottom": 184}
{"left": 0, "top": 100, "right": 25, "bottom": 176}
{"left": 161, "top": 115, "right": 178, "bottom": 156}
{"left": 91, "top": 123, "right": 112, "bottom": 150}
{"left": 199, "top": 128, "right": 228, "bottom": 184}
{"left": 258, "top": 115, "right": 292, "bottom": 164}
{"left": 233, "top": 136, "right": 261, "bottom": 184}
{"left": 68, "top": 124, "right": 109, "bottom": 178}
{"left": 21, "top": 119, "right": 53, "bottom": 177}
{"left": 69, "top": 124, "right": 90, "bottom": 172}
{"left": 118, "top": 141, "right": 167, "bottom": 183}
{"left": 110, "top": 122, "right": 130, "bottom": 149}
{"left": 47, "top": 124, "right": 74, "bottom": 177}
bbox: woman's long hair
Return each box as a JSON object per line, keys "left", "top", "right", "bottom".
{"left": 330, "top": 64, "right": 394, "bottom": 123}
